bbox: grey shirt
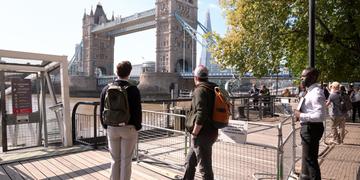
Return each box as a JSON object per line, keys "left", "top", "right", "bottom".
{"left": 328, "top": 92, "right": 342, "bottom": 117}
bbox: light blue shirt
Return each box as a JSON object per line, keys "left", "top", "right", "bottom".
{"left": 300, "top": 84, "right": 326, "bottom": 123}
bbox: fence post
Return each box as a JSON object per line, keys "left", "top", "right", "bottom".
{"left": 93, "top": 104, "right": 98, "bottom": 149}
{"left": 247, "top": 97, "right": 250, "bottom": 121}
{"left": 277, "top": 123, "right": 283, "bottom": 180}
{"left": 259, "top": 97, "right": 263, "bottom": 120}
{"left": 185, "top": 132, "right": 189, "bottom": 157}
{"left": 291, "top": 115, "right": 296, "bottom": 176}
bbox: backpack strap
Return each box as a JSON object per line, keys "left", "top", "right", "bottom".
{"left": 198, "top": 84, "right": 233, "bottom": 106}
{"left": 109, "top": 80, "right": 134, "bottom": 89}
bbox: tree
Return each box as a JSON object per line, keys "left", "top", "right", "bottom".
{"left": 210, "top": 0, "right": 360, "bottom": 82}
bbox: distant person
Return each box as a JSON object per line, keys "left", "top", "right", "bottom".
{"left": 350, "top": 86, "right": 360, "bottom": 122}
{"left": 183, "top": 65, "right": 218, "bottom": 180}
{"left": 340, "top": 85, "right": 352, "bottom": 122}
{"left": 249, "top": 84, "right": 260, "bottom": 108}
{"left": 260, "top": 85, "right": 270, "bottom": 96}
{"left": 321, "top": 82, "right": 330, "bottom": 99}
{"left": 326, "top": 82, "right": 345, "bottom": 144}
{"left": 282, "top": 88, "right": 291, "bottom": 103}
{"left": 347, "top": 84, "right": 354, "bottom": 96}
{"left": 260, "top": 85, "right": 270, "bottom": 106}
{"left": 282, "top": 88, "right": 291, "bottom": 97}
{"left": 100, "top": 61, "right": 142, "bottom": 180}
{"left": 294, "top": 67, "right": 326, "bottom": 180}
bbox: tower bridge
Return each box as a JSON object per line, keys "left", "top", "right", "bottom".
{"left": 68, "top": 1, "right": 200, "bottom": 97}
{"left": 91, "top": 9, "right": 156, "bottom": 36}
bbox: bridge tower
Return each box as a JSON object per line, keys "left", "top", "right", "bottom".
{"left": 155, "top": 0, "right": 197, "bottom": 73}
{"left": 82, "top": 3, "right": 115, "bottom": 77}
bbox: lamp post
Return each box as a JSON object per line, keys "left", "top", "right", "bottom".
{"left": 309, "top": 0, "right": 315, "bottom": 68}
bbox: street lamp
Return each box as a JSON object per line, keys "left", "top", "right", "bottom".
{"left": 309, "top": 0, "right": 315, "bottom": 68}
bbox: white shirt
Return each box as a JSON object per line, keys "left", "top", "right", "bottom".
{"left": 299, "top": 83, "right": 326, "bottom": 123}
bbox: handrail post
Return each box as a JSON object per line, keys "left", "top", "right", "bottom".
{"left": 93, "top": 104, "right": 98, "bottom": 149}
{"left": 291, "top": 115, "right": 296, "bottom": 176}
{"left": 247, "top": 97, "right": 250, "bottom": 121}
{"left": 185, "top": 132, "right": 189, "bottom": 157}
{"left": 259, "top": 97, "right": 263, "bottom": 120}
{"left": 277, "top": 123, "right": 283, "bottom": 180}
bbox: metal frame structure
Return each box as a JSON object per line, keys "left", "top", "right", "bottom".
{"left": 0, "top": 49, "right": 72, "bottom": 150}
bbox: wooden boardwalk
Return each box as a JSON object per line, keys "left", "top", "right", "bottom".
{"left": 0, "top": 149, "right": 175, "bottom": 180}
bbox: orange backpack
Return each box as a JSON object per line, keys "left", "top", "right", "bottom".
{"left": 202, "top": 85, "right": 232, "bottom": 129}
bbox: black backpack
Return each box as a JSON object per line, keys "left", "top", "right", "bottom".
{"left": 102, "top": 83, "right": 131, "bottom": 126}
{"left": 340, "top": 93, "right": 352, "bottom": 113}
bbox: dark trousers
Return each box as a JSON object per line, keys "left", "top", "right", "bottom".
{"left": 300, "top": 123, "right": 324, "bottom": 180}
{"left": 352, "top": 101, "right": 360, "bottom": 122}
{"left": 183, "top": 134, "right": 217, "bottom": 180}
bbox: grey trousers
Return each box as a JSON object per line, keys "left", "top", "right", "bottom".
{"left": 107, "top": 125, "right": 138, "bottom": 180}
{"left": 183, "top": 134, "right": 217, "bottom": 180}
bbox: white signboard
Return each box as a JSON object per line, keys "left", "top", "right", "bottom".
{"left": 219, "top": 120, "right": 248, "bottom": 144}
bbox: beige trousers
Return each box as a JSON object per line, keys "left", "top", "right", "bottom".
{"left": 331, "top": 116, "right": 345, "bottom": 143}
{"left": 107, "top": 125, "right": 138, "bottom": 180}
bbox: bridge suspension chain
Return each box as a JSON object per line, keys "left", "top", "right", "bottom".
{"left": 174, "top": 12, "right": 216, "bottom": 48}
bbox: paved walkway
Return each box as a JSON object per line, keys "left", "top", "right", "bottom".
{"left": 319, "top": 123, "right": 360, "bottom": 180}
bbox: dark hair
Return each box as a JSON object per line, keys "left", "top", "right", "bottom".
{"left": 116, "top": 61, "right": 132, "bottom": 78}
{"left": 340, "top": 85, "right": 346, "bottom": 92}
{"left": 197, "top": 77, "right": 208, "bottom": 82}
{"left": 304, "top": 67, "right": 319, "bottom": 80}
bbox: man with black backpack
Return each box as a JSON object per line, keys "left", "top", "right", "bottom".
{"left": 183, "top": 65, "right": 219, "bottom": 180}
{"left": 100, "top": 61, "right": 142, "bottom": 180}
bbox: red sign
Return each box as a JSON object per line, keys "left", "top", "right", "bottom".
{"left": 11, "top": 79, "right": 32, "bottom": 115}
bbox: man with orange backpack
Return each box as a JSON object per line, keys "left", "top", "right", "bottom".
{"left": 183, "top": 65, "right": 221, "bottom": 180}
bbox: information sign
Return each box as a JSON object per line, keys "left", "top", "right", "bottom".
{"left": 218, "top": 120, "right": 248, "bottom": 144}
{"left": 11, "top": 79, "right": 32, "bottom": 115}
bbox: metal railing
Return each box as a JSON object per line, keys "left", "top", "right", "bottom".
{"left": 71, "top": 101, "right": 106, "bottom": 147}
{"left": 135, "top": 110, "right": 297, "bottom": 180}
{"left": 137, "top": 110, "right": 188, "bottom": 168}
{"left": 71, "top": 100, "right": 299, "bottom": 179}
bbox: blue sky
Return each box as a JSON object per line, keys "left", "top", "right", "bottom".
{"left": 0, "top": 0, "right": 226, "bottom": 65}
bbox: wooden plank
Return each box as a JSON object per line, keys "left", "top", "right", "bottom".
{"left": 0, "top": 166, "right": 11, "bottom": 180}
{"left": 9, "top": 162, "right": 35, "bottom": 180}
{"left": 37, "top": 158, "right": 72, "bottom": 180}
{"left": 76, "top": 151, "right": 109, "bottom": 170}
{"left": 81, "top": 150, "right": 110, "bottom": 168}
{"left": 58, "top": 154, "right": 106, "bottom": 179}
{"left": 2, "top": 163, "right": 24, "bottom": 180}
{"left": 21, "top": 160, "right": 47, "bottom": 179}
{"left": 87, "top": 150, "right": 174, "bottom": 180}
{"left": 29, "top": 159, "right": 61, "bottom": 180}
{"left": 84, "top": 150, "right": 110, "bottom": 164}
{"left": 46, "top": 158, "right": 85, "bottom": 180}
{"left": 67, "top": 152, "right": 109, "bottom": 178}
{"left": 87, "top": 149, "right": 110, "bottom": 160}
{"left": 131, "top": 163, "right": 173, "bottom": 180}
{"left": 53, "top": 156, "right": 95, "bottom": 180}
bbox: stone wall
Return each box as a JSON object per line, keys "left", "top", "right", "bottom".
{"left": 69, "top": 76, "right": 100, "bottom": 97}
{"left": 138, "top": 72, "right": 180, "bottom": 100}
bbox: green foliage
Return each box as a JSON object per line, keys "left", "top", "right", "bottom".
{"left": 210, "top": 0, "right": 360, "bottom": 82}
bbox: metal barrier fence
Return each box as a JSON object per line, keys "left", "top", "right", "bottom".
{"left": 72, "top": 102, "right": 106, "bottom": 147}
{"left": 71, "top": 101, "right": 299, "bottom": 179}
{"left": 136, "top": 110, "right": 297, "bottom": 180}
{"left": 138, "top": 110, "right": 188, "bottom": 168}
